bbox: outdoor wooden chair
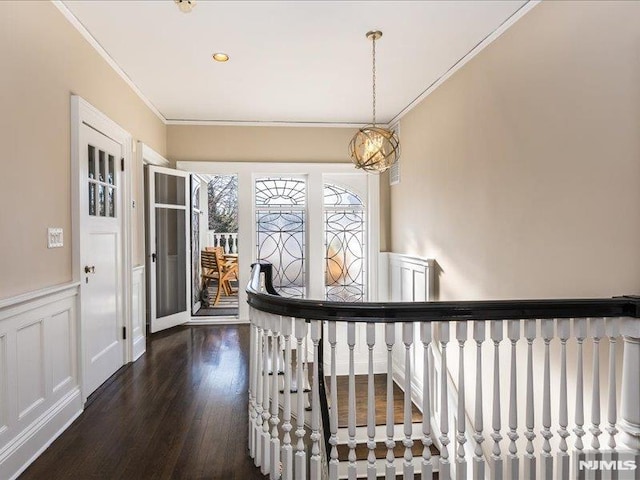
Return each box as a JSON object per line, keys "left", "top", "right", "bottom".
{"left": 201, "top": 248, "right": 238, "bottom": 306}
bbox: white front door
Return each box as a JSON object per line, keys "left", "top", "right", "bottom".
{"left": 146, "top": 166, "right": 190, "bottom": 333}
{"left": 80, "top": 124, "right": 125, "bottom": 397}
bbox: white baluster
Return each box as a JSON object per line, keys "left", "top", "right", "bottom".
{"left": 309, "top": 321, "right": 322, "bottom": 480}
{"left": 619, "top": 316, "right": 640, "bottom": 451}
{"left": 255, "top": 318, "right": 264, "bottom": 468}
{"left": 491, "top": 320, "right": 503, "bottom": 480}
{"left": 347, "top": 322, "right": 357, "bottom": 480}
{"left": 421, "top": 322, "right": 434, "bottom": 480}
{"left": 590, "top": 318, "right": 604, "bottom": 452}
{"left": 403, "top": 322, "right": 415, "bottom": 480}
{"left": 282, "top": 318, "right": 294, "bottom": 480}
{"left": 573, "top": 318, "right": 587, "bottom": 456}
{"left": 523, "top": 320, "right": 536, "bottom": 480}
{"left": 506, "top": 320, "right": 520, "bottom": 480}
{"left": 271, "top": 317, "right": 282, "bottom": 480}
{"left": 456, "top": 321, "right": 468, "bottom": 480}
{"left": 249, "top": 314, "right": 257, "bottom": 459}
{"left": 303, "top": 333, "right": 312, "bottom": 395}
{"left": 473, "top": 321, "right": 486, "bottom": 480}
{"left": 328, "top": 322, "right": 339, "bottom": 480}
{"left": 440, "top": 322, "right": 451, "bottom": 479}
{"left": 556, "top": 318, "right": 570, "bottom": 479}
{"left": 540, "top": 319, "right": 554, "bottom": 480}
{"left": 367, "top": 323, "right": 376, "bottom": 480}
{"left": 605, "top": 318, "right": 620, "bottom": 452}
{"left": 385, "top": 324, "right": 396, "bottom": 480}
{"left": 295, "top": 318, "right": 308, "bottom": 480}
{"left": 262, "top": 320, "right": 273, "bottom": 475}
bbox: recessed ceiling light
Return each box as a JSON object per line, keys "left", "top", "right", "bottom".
{"left": 212, "top": 53, "right": 230, "bottom": 62}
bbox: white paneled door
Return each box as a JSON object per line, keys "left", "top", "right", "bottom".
{"left": 146, "top": 166, "right": 190, "bottom": 333}
{"left": 79, "top": 125, "right": 125, "bottom": 397}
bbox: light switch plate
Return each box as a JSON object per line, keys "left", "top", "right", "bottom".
{"left": 47, "top": 227, "right": 63, "bottom": 248}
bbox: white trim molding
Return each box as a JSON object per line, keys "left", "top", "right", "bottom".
{"left": 0, "top": 284, "right": 82, "bottom": 480}
{"left": 138, "top": 142, "right": 170, "bottom": 167}
{"left": 71, "top": 95, "right": 134, "bottom": 397}
{"left": 166, "top": 119, "right": 367, "bottom": 128}
{"left": 131, "top": 266, "right": 146, "bottom": 361}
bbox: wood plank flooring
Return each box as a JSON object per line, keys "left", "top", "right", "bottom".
{"left": 328, "top": 374, "right": 423, "bottom": 428}
{"left": 20, "top": 325, "right": 263, "bottom": 480}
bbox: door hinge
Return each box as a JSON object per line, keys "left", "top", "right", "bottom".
{"left": 121, "top": 158, "right": 125, "bottom": 171}
{"left": 122, "top": 326, "right": 127, "bottom": 340}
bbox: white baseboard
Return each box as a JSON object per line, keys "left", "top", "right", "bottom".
{"left": 0, "top": 387, "right": 82, "bottom": 480}
{"left": 132, "top": 335, "right": 146, "bottom": 361}
{"left": 187, "top": 317, "right": 247, "bottom": 325}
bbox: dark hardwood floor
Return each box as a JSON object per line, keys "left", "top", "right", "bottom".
{"left": 329, "top": 374, "right": 423, "bottom": 428}
{"left": 20, "top": 325, "right": 264, "bottom": 480}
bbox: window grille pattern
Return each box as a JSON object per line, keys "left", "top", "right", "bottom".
{"left": 256, "top": 178, "right": 306, "bottom": 298}
{"left": 324, "top": 184, "right": 366, "bottom": 302}
{"left": 87, "top": 145, "right": 117, "bottom": 218}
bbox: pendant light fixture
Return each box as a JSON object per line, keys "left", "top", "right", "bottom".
{"left": 349, "top": 30, "right": 400, "bottom": 173}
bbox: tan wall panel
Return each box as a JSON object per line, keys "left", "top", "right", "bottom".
{"left": 0, "top": 2, "right": 166, "bottom": 299}
{"left": 167, "top": 124, "right": 354, "bottom": 163}
{"left": 392, "top": 1, "right": 640, "bottom": 300}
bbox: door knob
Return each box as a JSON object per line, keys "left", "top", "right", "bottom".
{"left": 84, "top": 265, "right": 95, "bottom": 274}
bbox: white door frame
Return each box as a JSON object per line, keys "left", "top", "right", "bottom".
{"left": 176, "top": 161, "right": 380, "bottom": 321}
{"left": 71, "top": 96, "right": 133, "bottom": 402}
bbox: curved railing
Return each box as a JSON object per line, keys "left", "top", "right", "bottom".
{"left": 246, "top": 262, "right": 640, "bottom": 480}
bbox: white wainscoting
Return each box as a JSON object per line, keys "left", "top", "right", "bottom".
{"left": 0, "top": 283, "right": 83, "bottom": 480}
{"left": 131, "top": 266, "right": 146, "bottom": 361}
{"left": 387, "top": 253, "right": 435, "bottom": 407}
{"left": 323, "top": 253, "right": 435, "bottom": 376}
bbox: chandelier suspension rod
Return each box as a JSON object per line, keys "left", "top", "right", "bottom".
{"left": 372, "top": 34, "right": 376, "bottom": 126}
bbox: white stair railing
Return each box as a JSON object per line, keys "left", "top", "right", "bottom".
{"left": 247, "top": 264, "right": 640, "bottom": 480}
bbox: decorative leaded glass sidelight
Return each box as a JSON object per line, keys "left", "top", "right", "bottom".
{"left": 324, "top": 184, "right": 366, "bottom": 302}
{"left": 255, "top": 178, "right": 306, "bottom": 298}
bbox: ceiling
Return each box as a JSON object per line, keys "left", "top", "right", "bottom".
{"left": 61, "top": 0, "right": 531, "bottom": 125}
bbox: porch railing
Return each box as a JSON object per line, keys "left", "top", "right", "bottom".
{"left": 247, "top": 262, "right": 640, "bottom": 479}
{"left": 207, "top": 231, "right": 238, "bottom": 254}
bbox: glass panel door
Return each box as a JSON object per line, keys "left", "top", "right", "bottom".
{"left": 146, "top": 166, "right": 190, "bottom": 333}
{"left": 255, "top": 177, "right": 306, "bottom": 298}
{"left": 324, "top": 184, "right": 366, "bottom": 301}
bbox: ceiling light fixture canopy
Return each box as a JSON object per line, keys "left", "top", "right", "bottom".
{"left": 212, "top": 52, "right": 230, "bottom": 62}
{"left": 175, "top": 0, "right": 196, "bottom": 13}
{"left": 349, "top": 30, "right": 400, "bottom": 174}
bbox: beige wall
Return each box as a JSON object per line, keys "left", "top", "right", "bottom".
{"left": 0, "top": 1, "right": 166, "bottom": 299}
{"left": 167, "top": 124, "right": 355, "bottom": 163}
{"left": 168, "top": 124, "right": 391, "bottom": 251}
{"left": 393, "top": 0, "right": 640, "bottom": 300}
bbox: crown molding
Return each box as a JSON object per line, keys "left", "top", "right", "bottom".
{"left": 165, "top": 119, "right": 367, "bottom": 128}
{"left": 51, "top": 0, "right": 167, "bottom": 124}
{"left": 388, "top": 0, "right": 541, "bottom": 126}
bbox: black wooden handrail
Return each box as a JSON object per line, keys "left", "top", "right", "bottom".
{"left": 248, "top": 263, "right": 640, "bottom": 322}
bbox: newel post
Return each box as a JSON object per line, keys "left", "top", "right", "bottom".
{"left": 618, "top": 317, "right": 640, "bottom": 452}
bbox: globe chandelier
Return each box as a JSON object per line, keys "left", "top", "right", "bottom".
{"left": 349, "top": 30, "right": 400, "bottom": 173}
